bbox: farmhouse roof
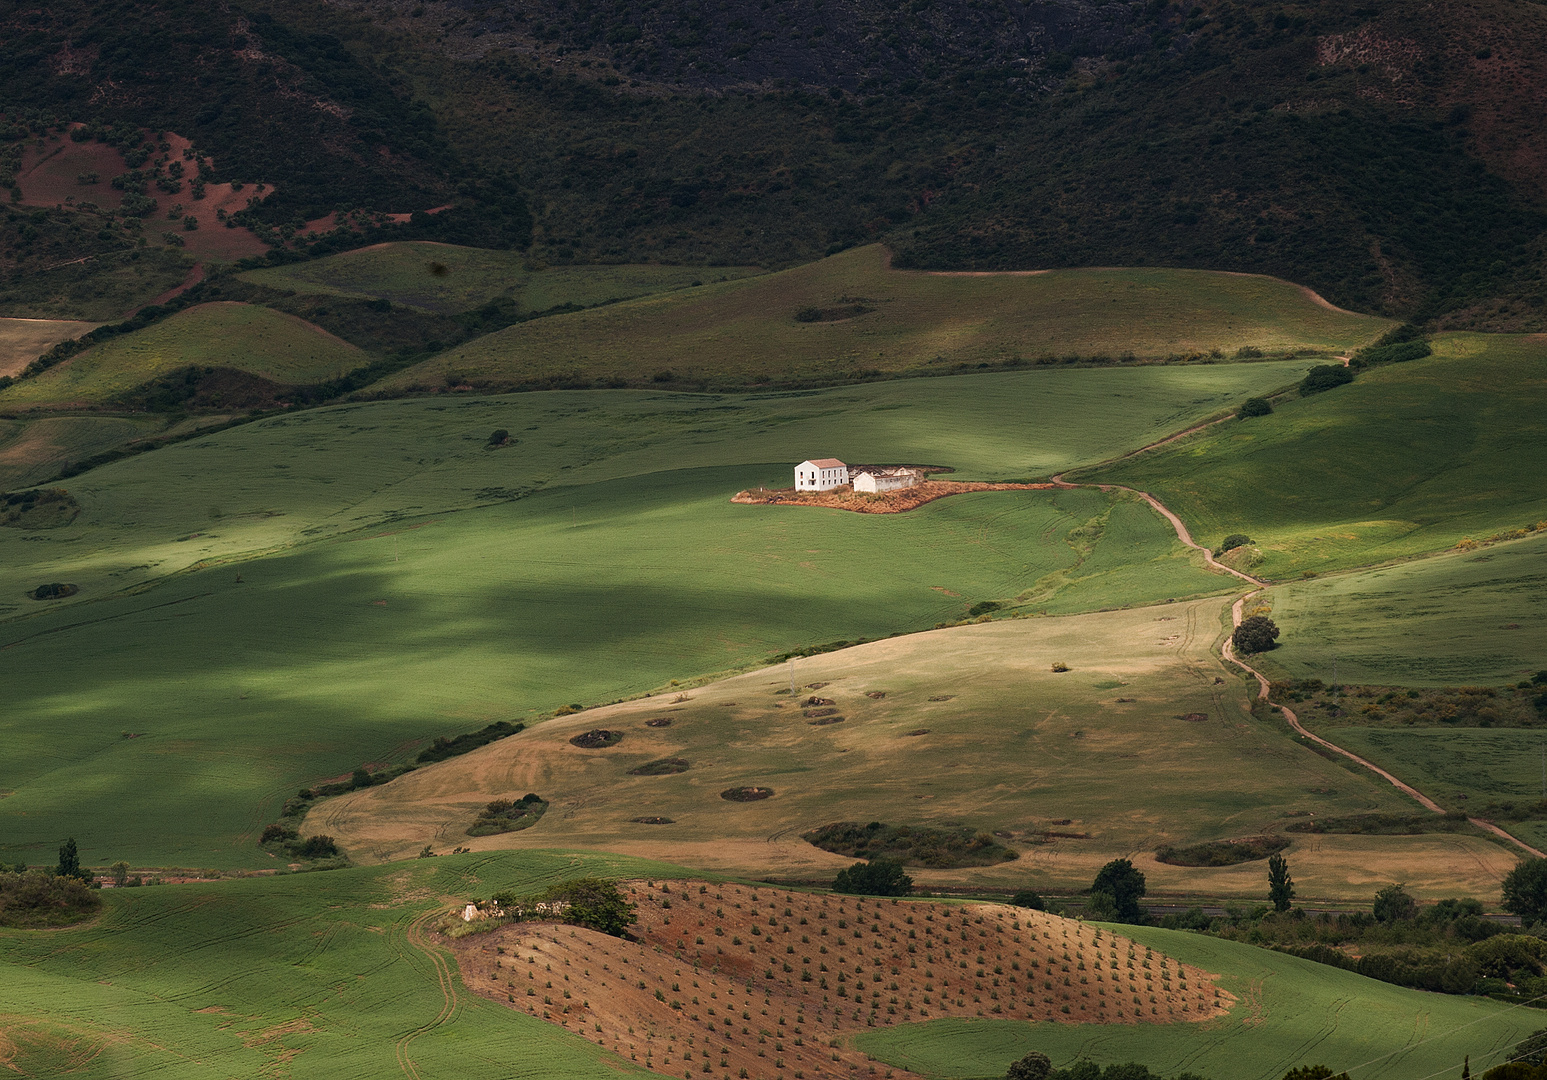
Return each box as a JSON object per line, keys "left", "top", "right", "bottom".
{"left": 806, "top": 458, "right": 846, "bottom": 468}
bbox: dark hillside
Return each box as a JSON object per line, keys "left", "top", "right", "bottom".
{"left": 2, "top": 0, "right": 1545, "bottom": 332}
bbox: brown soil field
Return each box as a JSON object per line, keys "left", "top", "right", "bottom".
{"left": 448, "top": 880, "right": 1230, "bottom": 1080}
{"left": 731, "top": 481, "right": 1057, "bottom": 514}
{"left": 0, "top": 318, "right": 100, "bottom": 377}
{"left": 16, "top": 130, "right": 269, "bottom": 260}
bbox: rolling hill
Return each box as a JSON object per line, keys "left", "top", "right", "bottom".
{"left": 376, "top": 245, "right": 1388, "bottom": 393}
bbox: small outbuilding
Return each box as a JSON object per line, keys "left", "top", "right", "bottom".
{"left": 852, "top": 467, "right": 921, "bottom": 494}
{"left": 795, "top": 459, "right": 850, "bottom": 491}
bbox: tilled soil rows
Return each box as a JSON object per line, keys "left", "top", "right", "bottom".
{"left": 448, "top": 879, "right": 1232, "bottom": 1080}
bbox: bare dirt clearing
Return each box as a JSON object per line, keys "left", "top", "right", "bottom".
{"left": 449, "top": 880, "right": 1229, "bottom": 1080}
{"left": 733, "top": 481, "right": 1058, "bottom": 514}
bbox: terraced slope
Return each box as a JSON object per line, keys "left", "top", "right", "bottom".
{"left": 375, "top": 244, "right": 1390, "bottom": 392}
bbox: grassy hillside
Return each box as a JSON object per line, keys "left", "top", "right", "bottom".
{"left": 0, "top": 303, "right": 366, "bottom": 408}
{"left": 1261, "top": 531, "right": 1547, "bottom": 687}
{"left": 0, "top": 415, "right": 162, "bottom": 490}
{"left": 1085, "top": 333, "right": 1547, "bottom": 578}
{"left": 0, "top": 317, "right": 100, "bottom": 377}
{"left": 240, "top": 241, "right": 762, "bottom": 315}
{"left": 378, "top": 245, "right": 1389, "bottom": 392}
{"left": 857, "top": 925, "right": 1537, "bottom": 1080}
{"left": 0, "top": 365, "right": 1309, "bottom": 868}
{"left": 315, "top": 598, "right": 1517, "bottom": 899}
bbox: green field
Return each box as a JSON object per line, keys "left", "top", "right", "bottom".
{"left": 375, "top": 244, "right": 1390, "bottom": 392}
{"left": 0, "top": 302, "right": 367, "bottom": 407}
{"left": 1260, "top": 531, "right": 1547, "bottom": 687}
{"left": 1307, "top": 726, "right": 1547, "bottom": 850}
{"left": 0, "top": 414, "right": 164, "bottom": 490}
{"left": 1087, "top": 333, "right": 1547, "bottom": 578}
{"left": 318, "top": 597, "right": 1520, "bottom": 900}
{"left": 239, "top": 240, "right": 763, "bottom": 315}
{"left": 857, "top": 924, "right": 1537, "bottom": 1079}
{"left": 0, "top": 364, "right": 1315, "bottom": 868}
{"left": 0, "top": 850, "right": 674, "bottom": 1080}
{"left": 1, "top": 851, "right": 1527, "bottom": 1080}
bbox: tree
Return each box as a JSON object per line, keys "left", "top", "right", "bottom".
{"left": 110, "top": 861, "right": 130, "bottom": 888}
{"left": 833, "top": 857, "right": 913, "bottom": 897}
{"left": 1232, "top": 615, "right": 1280, "bottom": 655}
{"left": 1372, "top": 884, "right": 1418, "bottom": 923}
{"left": 487, "top": 428, "right": 510, "bottom": 447}
{"left": 1238, "top": 397, "right": 1273, "bottom": 418}
{"left": 1268, "top": 853, "right": 1294, "bottom": 912}
{"left": 1502, "top": 859, "right": 1547, "bottom": 924}
{"left": 1005, "top": 1051, "right": 1051, "bottom": 1080}
{"left": 55, "top": 838, "right": 89, "bottom": 881}
{"left": 1090, "top": 859, "right": 1146, "bottom": 922}
{"left": 1218, "top": 534, "right": 1253, "bottom": 554}
{"left": 1514, "top": 1030, "right": 1547, "bottom": 1066}
{"left": 1010, "top": 889, "right": 1045, "bottom": 910}
{"left": 1281, "top": 1069, "right": 1351, "bottom": 1080}
{"left": 542, "top": 878, "right": 636, "bottom": 937}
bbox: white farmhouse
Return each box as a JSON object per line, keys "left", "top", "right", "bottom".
{"left": 852, "top": 467, "right": 921, "bottom": 493}
{"left": 795, "top": 459, "right": 850, "bottom": 491}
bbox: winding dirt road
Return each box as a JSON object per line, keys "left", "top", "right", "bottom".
{"left": 1055, "top": 445, "right": 1544, "bottom": 859}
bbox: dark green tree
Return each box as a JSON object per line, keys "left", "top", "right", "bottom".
{"left": 350, "top": 767, "right": 372, "bottom": 789}
{"left": 1217, "top": 534, "right": 1253, "bottom": 554}
{"left": 1090, "top": 859, "right": 1146, "bottom": 922}
{"left": 1514, "top": 1029, "right": 1547, "bottom": 1066}
{"left": 1238, "top": 397, "right": 1273, "bottom": 418}
{"left": 487, "top": 429, "right": 510, "bottom": 447}
{"left": 1010, "top": 889, "right": 1045, "bottom": 910}
{"left": 1502, "top": 859, "right": 1547, "bottom": 924}
{"left": 55, "top": 838, "right": 87, "bottom": 881}
{"left": 1280, "top": 1069, "right": 1351, "bottom": 1080}
{"left": 832, "top": 857, "right": 913, "bottom": 897}
{"left": 1372, "top": 883, "right": 1418, "bottom": 923}
{"left": 1268, "top": 853, "right": 1294, "bottom": 912}
{"left": 1005, "top": 1051, "right": 1051, "bottom": 1080}
{"left": 1232, "top": 615, "right": 1280, "bottom": 655}
{"left": 542, "top": 878, "right": 636, "bottom": 936}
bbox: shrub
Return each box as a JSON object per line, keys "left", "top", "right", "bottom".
{"left": 291, "top": 835, "right": 340, "bottom": 859}
{"left": 832, "top": 857, "right": 913, "bottom": 896}
{"left": 1051, "top": 662, "right": 1070, "bottom": 672}
{"left": 1011, "top": 889, "right": 1045, "bottom": 910}
{"left": 467, "top": 793, "right": 548, "bottom": 836}
{"left": 968, "top": 600, "right": 1003, "bottom": 617}
{"left": 0, "top": 870, "right": 102, "bottom": 928}
{"left": 1007, "top": 1052, "right": 1052, "bottom": 1080}
{"left": 260, "top": 823, "right": 298, "bottom": 845}
{"left": 487, "top": 428, "right": 510, "bottom": 447}
{"left": 1217, "top": 534, "right": 1252, "bottom": 554}
{"left": 793, "top": 306, "right": 823, "bottom": 322}
{"left": 1155, "top": 835, "right": 1288, "bottom": 867}
{"left": 416, "top": 720, "right": 524, "bottom": 764}
{"left": 1234, "top": 345, "right": 1264, "bottom": 359}
{"left": 1232, "top": 615, "right": 1280, "bottom": 654}
{"left": 804, "top": 821, "right": 1016, "bottom": 868}
{"left": 1238, "top": 397, "right": 1273, "bottom": 417}
{"left": 1298, "top": 364, "right": 1353, "bottom": 395}
{"left": 491, "top": 877, "right": 637, "bottom": 937}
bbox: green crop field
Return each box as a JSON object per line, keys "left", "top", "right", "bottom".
{"left": 239, "top": 240, "right": 764, "bottom": 315}
{"left": 1086, "top": 333, "right": 1547, "bottom": 578}
{"left": 0, "top": 414, "right": 163, "bottom": 490}
{"left": 1259, "top": 531, "right": 1547, "bottom": 687}
{"left": 856, "top": 924, "right": 1538, "bottom": 1079}
{"left": 375, "top": 244, "right": 1390, "bottom": 392}
{"left": 0, "top": 302, "right": 367, "bottom": 408}
{"left": 0, "top": 363, "right": 1311, "bottom": 869}
{"left": 0, "top": 850, "right": 677, "bottom": 1080}
{"left": 318, "top": 597, "right": 1517, "bottom": 900}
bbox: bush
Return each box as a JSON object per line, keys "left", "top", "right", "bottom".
{"left": 416, "top": 720, "right": 524, "bottom": 764}
{"left": 794, "top": 306, "right": 822, "bottom": 322}
{"left": 1011, "top": 889, "right": 1045, "bottom": 910}
{"left": 487, "top": 428, "right": 510, "bottom": 447}
{"left": 832, "top": 857, "right": 913, "bottom": 896}
{"left": 1238, "top": 397, "right": 1273, "bottom": 417}
{"left": 290, "top": 835, "right": 340, "bottom": 860}
{"left": 0, "top": 870, "right": 102, "bottom": 928}
{"left": 1217, "top": 534, "right": 1252, "bottom": 554}
{"left": 1232, "top": 615, "right": 1280, "bottom": 654}
{"left": 1156, "top": 835, "right": 1288, "bottom": 867}
{"left": 1007, "top": 1052, "right": 1052, "bottom": 1080}
{"left": 805, "top": 821, "right": 1017, "bottom": 868}
{"left": 467, "top": 793, "right": 548, "bottom": 836}
{"left": 1298, "top": 364, "right": 1354, "bottom": 395}
{"left": 492, "top": 877, "right": 637, "bottom": 937}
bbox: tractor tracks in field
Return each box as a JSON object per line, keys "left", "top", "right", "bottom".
{"left": 393, "top": 909, "right": 460, "bottom": 1080}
